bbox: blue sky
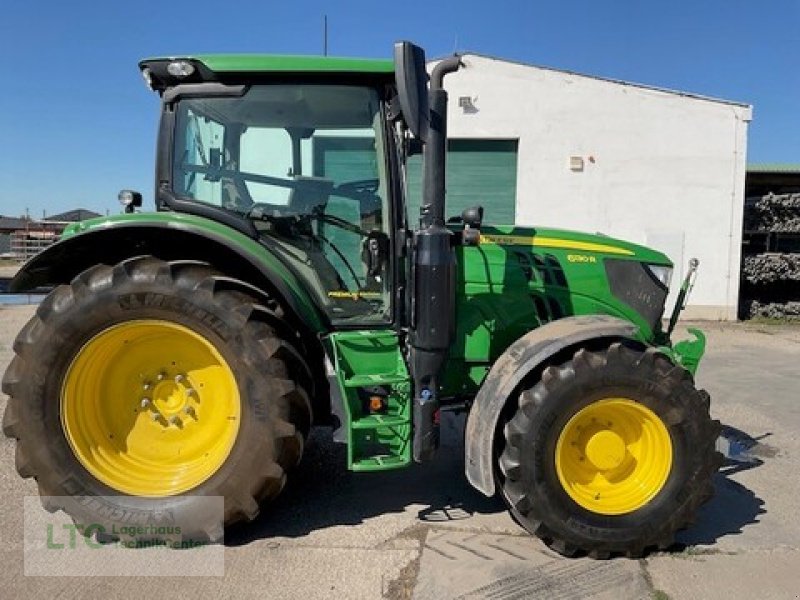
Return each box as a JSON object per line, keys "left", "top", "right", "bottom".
{"left": 0, "top": 0, "right": 797, "bottom": 218}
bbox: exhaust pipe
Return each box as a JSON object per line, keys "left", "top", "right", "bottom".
{"left": 410, "top": 55, "right": 462, "bottom": 462}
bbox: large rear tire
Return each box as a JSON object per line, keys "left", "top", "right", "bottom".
{"left": 498, "top": 342, "right": 720, "bottom": 558}
{"left": 2, "top": 256, "right": 311, "bottom": 543}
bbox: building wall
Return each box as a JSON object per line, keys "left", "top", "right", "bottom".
{"left": 438, "top": 55, "right": 751, "bottom": 319}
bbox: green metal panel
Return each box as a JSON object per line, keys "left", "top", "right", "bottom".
{"left": 661, "top": 328, "right": 706, "bottom": 376}
{"left": 61, "top": 212, "right": 325, "bottom": 332}
{"left": 406, "top": 139, "right": 518, "bottom": 226}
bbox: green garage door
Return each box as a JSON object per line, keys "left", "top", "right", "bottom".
{"left": 406, "top": 139, "right": 518, "bottom": 227}
{"left": 312, "top": 136, "right": 378, "bottom": 183}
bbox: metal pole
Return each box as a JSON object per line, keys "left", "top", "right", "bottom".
{"left": 323, "top": 15, "right": 328, "bottom": 56}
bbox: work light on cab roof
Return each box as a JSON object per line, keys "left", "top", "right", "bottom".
{"left": 167, "top": 60, "right": 195, "bottom": 78}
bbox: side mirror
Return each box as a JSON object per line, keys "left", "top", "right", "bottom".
{"left": 462, "top": 206, "right": 484, "bottom": 228}
{"left": 118, "top": 190, "right": 143, "bottom": 214}
{"left": 394, "top": 41, "right": 429, "bottom": 142}
{"left": 361, "top": 231, "right": 389, "bottom": 277}
{"left": 461, "top": 205, "right": 484, "bottom": 246}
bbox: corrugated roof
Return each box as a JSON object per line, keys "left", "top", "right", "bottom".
{"left": 0, "top": 216, "right": 31, "bottom": 230}
{"left": 46, "top": 209, "right": 101, "bottom": 222}
{"left": 747, "top": 164, "right": 800, "bottom": 174}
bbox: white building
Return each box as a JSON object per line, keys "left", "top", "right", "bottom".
{"left": 428, "top": 54, "right": 752, "bottom": 320}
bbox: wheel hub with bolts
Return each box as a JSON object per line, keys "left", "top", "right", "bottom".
{"left": 140, "top": 372, "right": 199, "bottom": 428}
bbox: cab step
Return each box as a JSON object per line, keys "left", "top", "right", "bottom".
{"left": 328, "top": 330, "right": 412, "bottom": 472}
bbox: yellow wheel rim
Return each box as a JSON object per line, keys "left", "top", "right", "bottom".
{"left": 61, "top": 320, "right": 241, "bottom": 496}
{"left": 555, "top": 398, "right": 672, "bottom": 515}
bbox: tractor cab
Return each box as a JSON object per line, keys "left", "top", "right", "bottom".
{"left": 141, "top": 58, "right": 400, "bottom": 325}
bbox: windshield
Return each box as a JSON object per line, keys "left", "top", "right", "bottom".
{"left": 173, "top": 85, "right": 392, "bottom": 324}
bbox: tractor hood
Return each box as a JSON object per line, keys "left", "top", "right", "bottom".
{"left": 452, "top": 224, "right": 674, "bottom": 364}
{"left": 475, "top": 225, "right": 671, "bottom": 266}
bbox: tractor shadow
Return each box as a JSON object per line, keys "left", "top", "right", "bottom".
{"left": 673, "top": 424, "right": 768, "bottom": 549}
{"left": 225, "top": 411, "right": 505, "bottom": 545}
{"left": 226, "top": 420, "right": 767, "bottom": 551}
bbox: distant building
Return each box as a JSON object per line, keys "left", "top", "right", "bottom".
{"left": 0, "top": 216, "right": 31, "bottom": 234}
{"left": 0, "top": 216, "right": 35, "bottom": 257}
{"left": 0, "top": 208, "right": 100, "bottom": 259}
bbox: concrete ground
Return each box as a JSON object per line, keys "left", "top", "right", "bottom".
{"left": 1, "top": 303, "right": 798, "bottom": 599}
{"left": 0, "top": 263, "right": 21, "bottom": 279}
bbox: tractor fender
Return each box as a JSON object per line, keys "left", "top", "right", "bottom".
{"left": 464, "top": 314, "right": 639, "bottom": 497}
{"left": 9, "top": 213, "right": 325, "bottom": 334}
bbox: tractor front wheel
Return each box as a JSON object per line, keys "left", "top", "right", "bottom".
{"left": 2, "top": 257, "right": 310, "bottom": 543}
{"left": 498, "top": 341, "right": 720, "bottom": 558}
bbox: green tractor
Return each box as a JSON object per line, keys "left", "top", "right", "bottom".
{"left": 2, "top": 42, "right": 719, "bottom": 557}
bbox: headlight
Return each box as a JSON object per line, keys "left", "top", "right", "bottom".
{"left": 141, "top": 67, "right": 153, "bottom": 90}
{"left": 118, "top": 189, "right": 143, "bottom": 213}
{"left": 118, "top": 190, "right": 136, "bottom": 206}
{"left": 646, "top": 265, "right": 673, "bottom": 290}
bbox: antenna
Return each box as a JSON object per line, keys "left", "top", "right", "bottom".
{"left": 323, "top": 15, "right": 328, "bottom": 56}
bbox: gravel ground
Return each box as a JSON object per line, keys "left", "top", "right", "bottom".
{"left": 1, "top": 304, "right": 799, "bottom": 599}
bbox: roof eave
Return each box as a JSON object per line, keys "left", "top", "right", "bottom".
{"left": 432, "top": 52, "right": 751, "bottom": 110}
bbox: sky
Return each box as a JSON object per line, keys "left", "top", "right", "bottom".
{"left": 0, "top": 0, "right": 797, "bottom": 218}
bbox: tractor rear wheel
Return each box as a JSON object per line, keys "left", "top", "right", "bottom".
{"left": 498, "top": 341, "right": 720, "bottom": 558}
{"left": 2, "top": 257, "right": 311, "bottom": 543}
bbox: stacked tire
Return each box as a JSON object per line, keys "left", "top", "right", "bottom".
{"left": 741, "top": 193, "right": 800, "bottom": 320}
